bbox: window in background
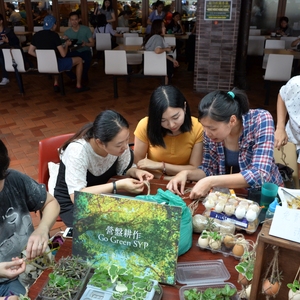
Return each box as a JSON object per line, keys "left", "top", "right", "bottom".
{"left": 285, "top": 0, "right": 300, "bottom": 32}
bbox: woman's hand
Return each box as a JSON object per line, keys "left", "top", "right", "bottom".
{"left": 189, "top": 177, "right": 212, "bottom": 199}
{"left": 173, "top": 59, "right": 179, "bottom": 67}
{"left": 274, "top": 128, "right": 288, "bottom": 150}
{"left": 0, "top": 258, "right": 26, "bottom": 279}
{"left": 26, "top": 226, "right": 49, "bottom": 260}
{"left": 166, "top": 170, "right": 188, "bottom": 195}
{"left": 118, "top": 178, "right": 145, "bottom": 194}
{"left": 133, "top": 168, "right": 154, "bottom": 181}
{"left": 137, "top": 158, "right": 162, "bottom": 171}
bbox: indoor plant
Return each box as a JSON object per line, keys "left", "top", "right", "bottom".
{"left": 288, "top": 279, "right": 300, "bottom": 300}
{"left": 38, "top": 255, "right": 90, "bottom": 300}
{"left": 86, "top": 263, "right": 159, "bottom": 300}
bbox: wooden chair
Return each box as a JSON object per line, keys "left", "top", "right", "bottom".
{"left": 39, "top": 133, "right": 74, "bottom": 223}
{"left": 35, "top": 49, "right": 68, "bottom": 96}
{"left": 274, "top": 142, "right": 299, "bottom": 188}
{"left": 104, "top": 50, "right": 128, "bottom": 98}
{"left": 263, "top": 54, "right": 293, "bottom": 105}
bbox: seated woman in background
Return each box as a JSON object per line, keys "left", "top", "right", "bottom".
{"left": 143, "top": 19, "right": 179, "bottom": 85}
{"left": 166, "top": 12, "right": 185, "bottom": 34}
{"left": 93, "top": 14, "right": 122, "bottom": 49}
{"left": 134, "top": 85, "right": 203, "bottom": 179}
{"left": 167, "top": 88, "right": 283, "bottom": 199}
{"left": 54, "top": 110, "right": 153, "bottom": 227}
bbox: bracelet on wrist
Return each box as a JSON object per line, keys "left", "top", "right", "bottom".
{"left": 112, "top": 181, "right": 117, "bottom": 194}
{"left": 162, "top": 162, "right": 166, "bottom": 174}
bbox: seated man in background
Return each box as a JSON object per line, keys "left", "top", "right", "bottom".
{"left": 28, "top": 15, "right": 89, "bottom": 93}
{"left": 0, "top": 139, "right": 60, "bottom": 297}
{"left": 276, "top": 16, "right": 293, "bottom": 36}
{"left": 5, "top": 3, "right": 22, "bottom": 26}
{"left": 118, "top": 10, "right": 136, "bottom": 29}
{"left": 64, "top": 12, "right": 94, "bottom": 82}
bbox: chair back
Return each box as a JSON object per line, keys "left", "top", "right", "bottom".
{"left": 116, "top": 27, "right": 130, "bottom": 33}
{"left": 104, "top": 50, "right": 128, "bottom": 75}
{"left": 124, "top": 36, "right": 143, "bottom": 45}
{"left": 280, "top": 36, "right": 297, "bottom": 49}
{"left": 123, "top": 32, "right": 139, "bottom": 38}
{"left": 95, "top": 33, "right": 112, "bottom": 51}
{"left": 14, "top": 26, "right": 26, "bottom": 43}
{"left": 265, "top": 39, "right": 285, "bottom": 49}
{"left": 274, "top": 142, "right": 299, "bottom": 188}
{"left": 143, "top": 51, "right": 167, "bottom": 76}
{"left": 36, "top": 49, "right": 60, "bottom": 73}
{"left": 2, "top": 49, "right": 26, "bottom": 73}
{"left": 249, "top": 29, "right": 261, "bottom": 36}
{"left": 264, "top": 54, "right": 293, "bottom": 81}
{"left": 33, "top": 26, "right": 43, "bottom": 32}
{"left": 262, "top": 39, "right": 286, "bottom": 68}
{"left": 164, "top": 36, "right": 177, "bottom": 59}
{"left": 38, "top": 133, "right": 74, "bottom": 188}
{"left": 247, "top": 36, "right": 265, "bottom": 56}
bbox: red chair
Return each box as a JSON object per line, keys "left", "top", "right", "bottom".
{"left": 38, "top": 133, "right": 74, "bottom": 223}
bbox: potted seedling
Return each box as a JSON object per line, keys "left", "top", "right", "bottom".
{"left": 85, "top": 263, "right": 159, "bottom": 300}
{"left": 182, "top": 284, "right": 237, "bottom": 300}
{"left": 38, "top": 255, "right": 90, "bottom": 300}
{"left": 198, "top": 230, "right": 210, "bottom": 249}
{"left": 287, "top": 266, "right": 300, "bottom": 300}
{"left": 235, "top": 240, "right": 257, "bottom": 287}
{"left": 208, "top": 231, "right": 222, "bottom": 251}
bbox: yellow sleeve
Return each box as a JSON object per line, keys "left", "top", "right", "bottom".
{"left": 134, "top": 117, "right": 149, "bottom": 144}
{"left": 191, "top": 116, "right": 204, "bottom": 143}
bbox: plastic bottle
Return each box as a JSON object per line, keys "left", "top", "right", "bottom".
{"left": 265, "top": 197, "right": 279, "bottom": 220}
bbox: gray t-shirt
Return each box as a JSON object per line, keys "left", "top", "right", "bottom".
{"left": 0, "top": 170, "right": 47, "bottom": 282}
{"left": 145, "top": 34, "right": 168, "bottom": 51}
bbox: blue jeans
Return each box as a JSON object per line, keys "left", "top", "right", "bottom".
{"left": 0, "top": 277, "right": 26, "bottom": 296}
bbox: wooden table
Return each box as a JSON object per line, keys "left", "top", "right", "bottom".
{"left": 14, "top": 31, "right": 32, "bottom": 36}
{"left": 28, "top": 179, "right": 259, "bottom": 300}
{"left": 264, "top": 48, "right": 300, "bottom": 59}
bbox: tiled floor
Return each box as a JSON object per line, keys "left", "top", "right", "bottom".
{"left": 0, "top": 54, "right": 288, "bottom": 234}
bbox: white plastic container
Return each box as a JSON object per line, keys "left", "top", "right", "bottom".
{"left": 176, "top": 260, "right": 237, "bottom": 300}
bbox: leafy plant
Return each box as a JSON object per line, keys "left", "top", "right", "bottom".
{"left": 235, "top": 251, "right": 255, "bottom": 281}
{"left": 39, "top": 256, "right": 90, "bottom": 300}
{"left": 89, "top": 264, "right": 158, "bottom": 300}
{"left": 183, "top": 284, "right": 237, "bottom": 300}
{"left": 208, "top": 231, "right": 222, "bottom": 241}
{"left": 287, "top": 280, "right": 300, "bottom": 293}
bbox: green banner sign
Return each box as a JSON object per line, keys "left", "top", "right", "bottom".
{"left": 205, "top": 1, "right": 232, "bottom": 20}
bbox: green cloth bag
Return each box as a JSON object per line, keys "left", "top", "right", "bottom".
{"left": 136, "top": 188, "right": 192, "bottom": 256}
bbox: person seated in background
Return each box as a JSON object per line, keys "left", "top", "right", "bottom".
{"left": 143, "top": 19, "right": 179, "bottom": 85}
{"left": 0, "top": 139, "right": 60, "bottom": 297}
{"left": 93, "top": 14, "right": 122, "bottom": 50}
{"left": 163, "top": 5, "right": 173, "bottom": 25}
{"left": 32, "top": 2, "right": 48, "bottom": 26}
{"left": 146, "top": 0, "right": 165, "bottom": 34}
{"left": 276, "top": 16, "right": 293, "bottom": 36}
{"left": 100, "top": 0, "right": 116, "bottom": 24}
{"left": 167, "top": 88, "right": 283, "bottom": 199}
{"left": 274, "top": 76, "right": 300, "bottom": 165}
{"left": 134, "top": 85, "right": 203, "bottom": 179}
{"left": 64, "top": 12, "right": 94, "bottom": 83}
{"left": 0, "top": 14, "right": 22, "bottom": 86}
{"left": 118, "top": 10, "right": 136, "bottom": 29}
{"left": 28, "top": 15, "right": 89, "bottom": 93}
{"left": 5, "top": 3, "right": 22, "bottom": 26}
{"left": 166, "top": 12, "right": 185, "bottom": 34}
{"left": 54, "top": 110, "right": 153, "bottom": 227}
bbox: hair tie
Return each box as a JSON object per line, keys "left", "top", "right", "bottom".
{"left": 227, "top": 91, "right": 235, "bottom": 99}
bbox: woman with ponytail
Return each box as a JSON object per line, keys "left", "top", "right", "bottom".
{"left": 54, "top": 110, "right": 153, "bottom": 226}
{"left": 167, "top": 88, "right": 283, "bottom": 199}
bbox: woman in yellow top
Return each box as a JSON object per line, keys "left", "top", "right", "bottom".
{"left": 134, "top": 85, "right": 204, "bottom": 179}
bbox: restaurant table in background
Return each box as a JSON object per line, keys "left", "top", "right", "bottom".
{"left": 264, "top": 48, "right": 300, "bottom": 59}
{"left": 28, "top": 178, "right": 259, "bottom": 300}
